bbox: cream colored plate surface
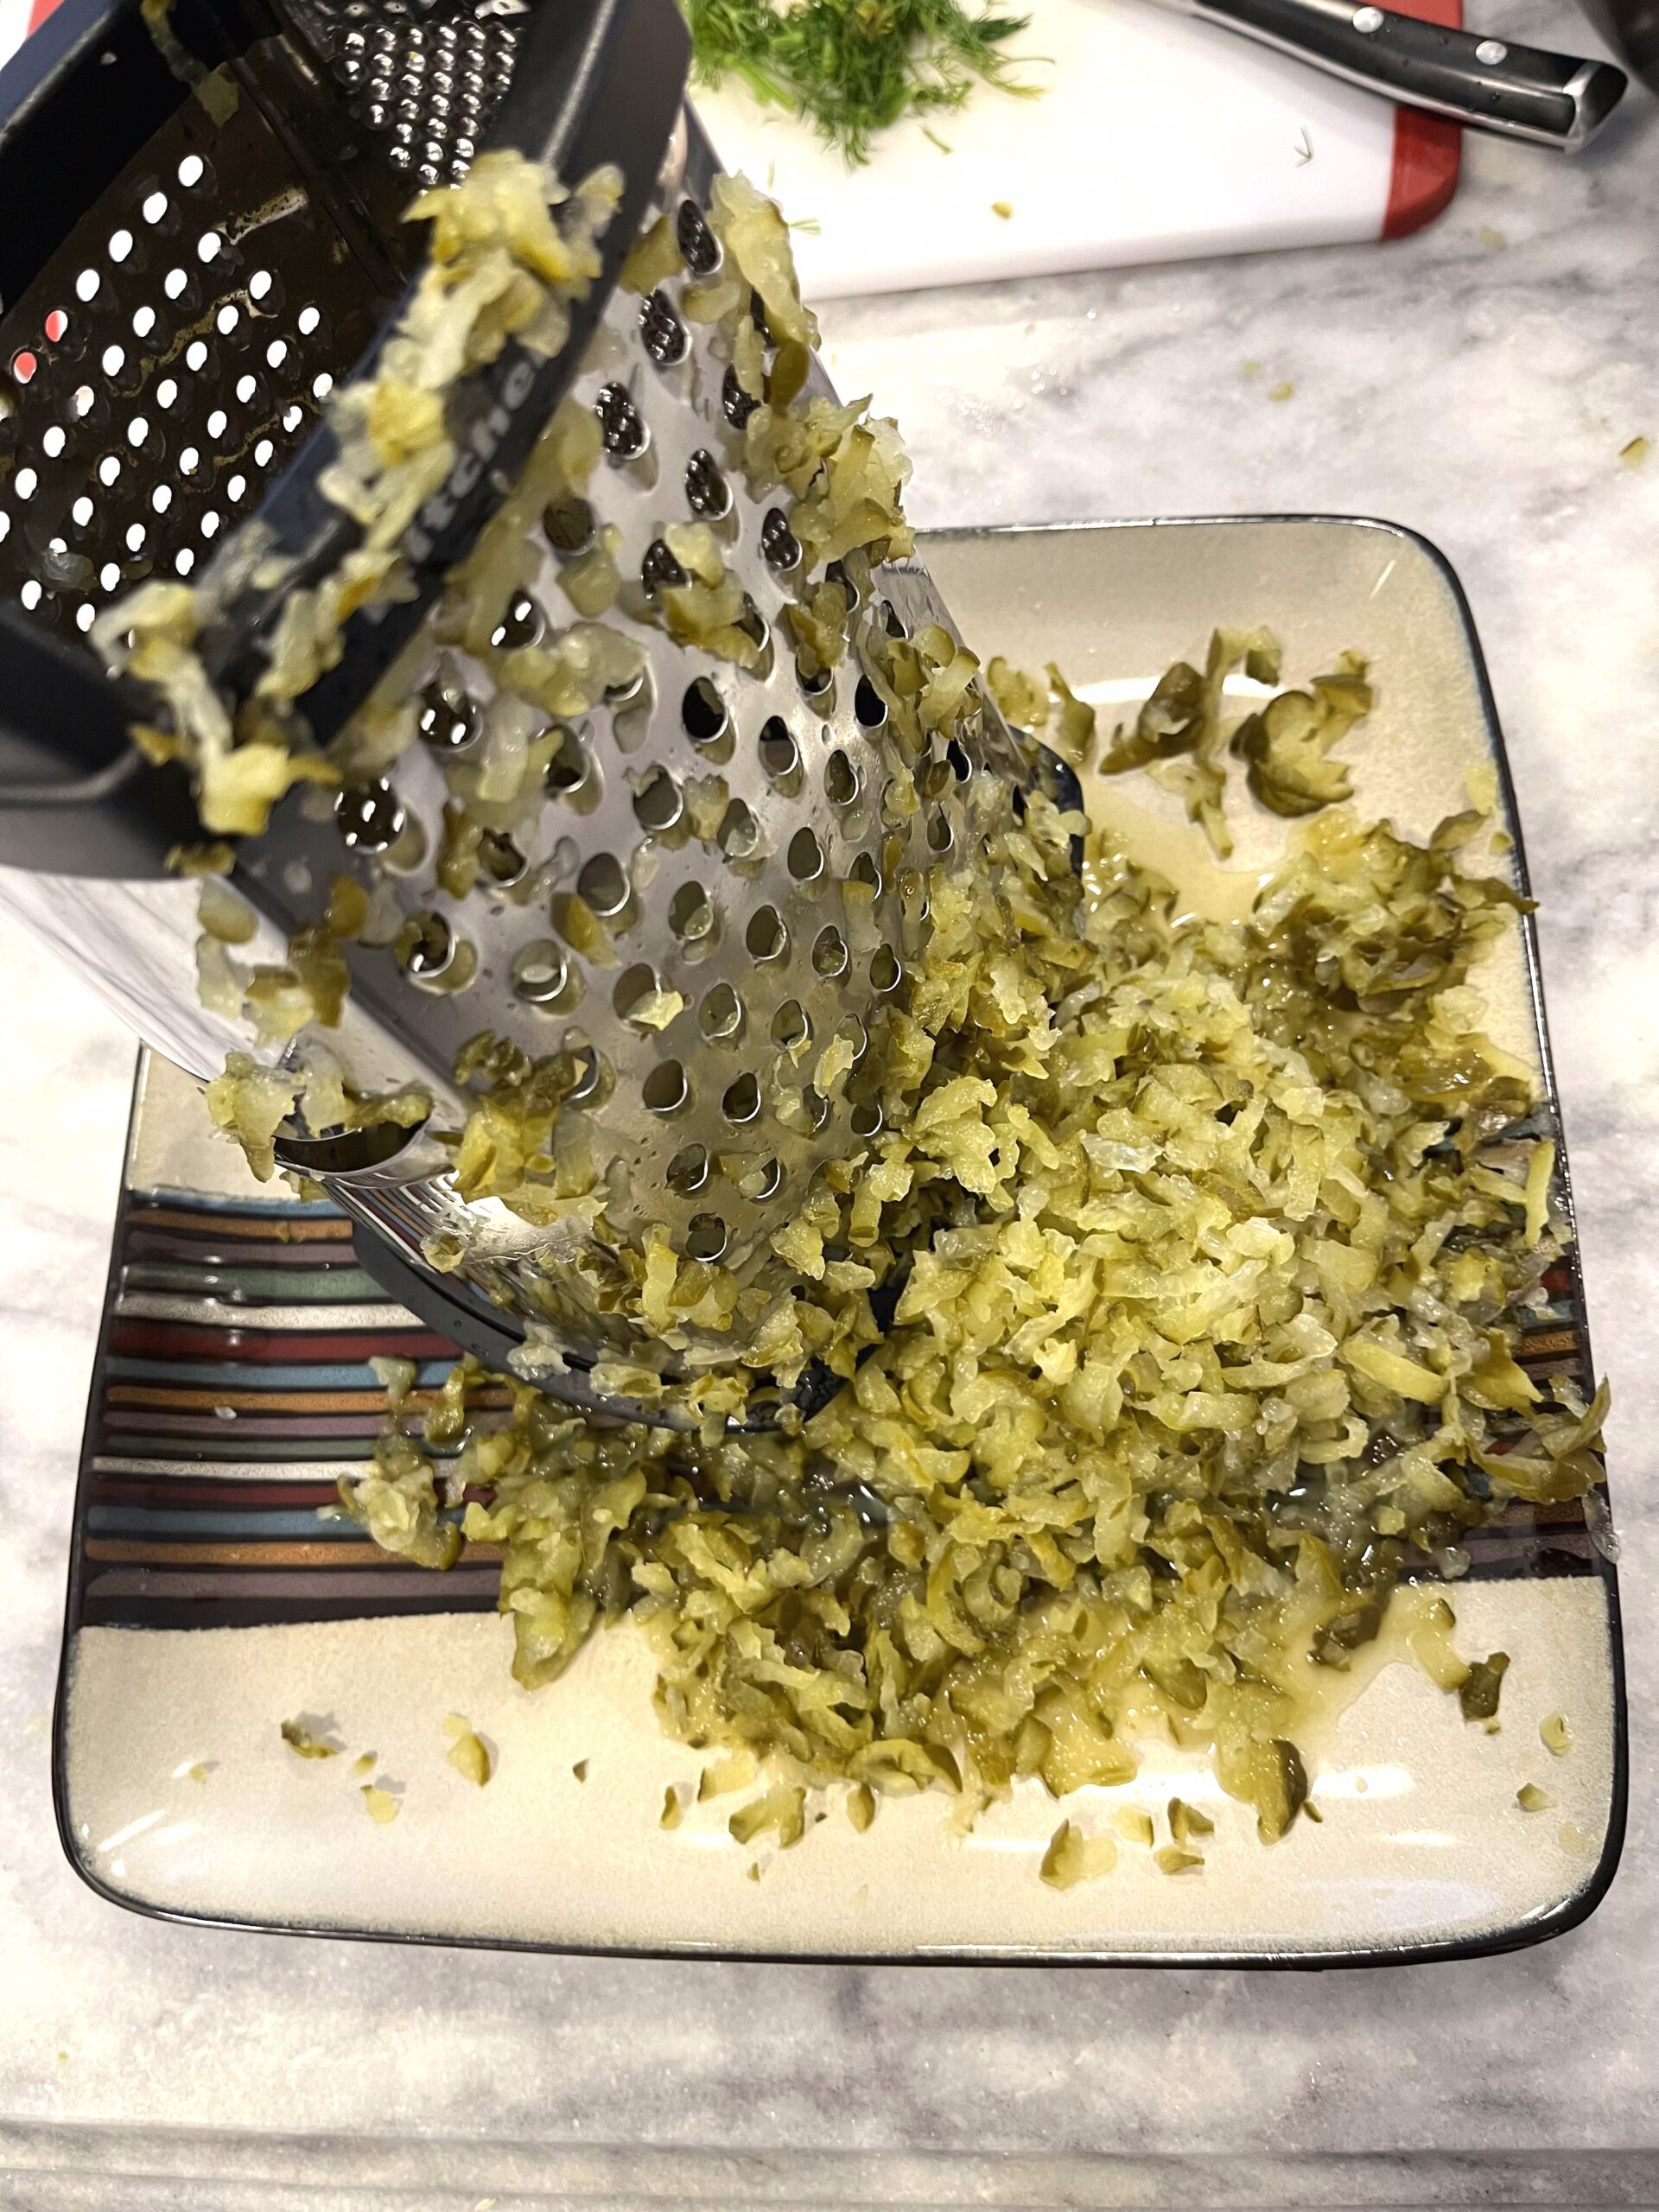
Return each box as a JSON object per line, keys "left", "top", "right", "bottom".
{"left": 56, "top": 519, "right": 1622, "bottom": 1961}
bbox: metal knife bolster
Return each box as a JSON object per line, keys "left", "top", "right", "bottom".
{"left": 1178, "top": 0, "right": 1626, "bottom": 150}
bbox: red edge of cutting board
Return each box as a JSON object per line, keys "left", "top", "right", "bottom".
{"left": 16, "top": 0, "right": 1461, "bottom": 243}
{"left": 1382, "top": 0, "right": 1465, "bottom": 238}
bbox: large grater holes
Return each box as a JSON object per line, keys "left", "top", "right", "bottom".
{"left": 699, "top": 982, "right": 742, "bottom": 1045}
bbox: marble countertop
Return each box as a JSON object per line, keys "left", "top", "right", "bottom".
{"left": 3, "top": 3, "right": 1658, "bottom": 2201}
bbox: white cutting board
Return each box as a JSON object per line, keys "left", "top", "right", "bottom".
{"left": 695, "top": 0, "right": 1461, "bottom": 296}
{"left": 0, "top": 0, "right": 1459, "bottom": 297}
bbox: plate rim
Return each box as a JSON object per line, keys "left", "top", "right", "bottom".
{"left": 50, "top": 512, "right": 1629, "bottom": 1970}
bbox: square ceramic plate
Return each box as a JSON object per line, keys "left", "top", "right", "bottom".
{"left": 53, "top": 518, "right": 1626, "bottom": 1966}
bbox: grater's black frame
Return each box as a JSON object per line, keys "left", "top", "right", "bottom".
{"left": 0, "top": 0, "right": 689, "bottom": 869}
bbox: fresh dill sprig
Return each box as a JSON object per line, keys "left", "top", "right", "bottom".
{"left": 685, "top": 0, "right": 1037, "bottom": 166}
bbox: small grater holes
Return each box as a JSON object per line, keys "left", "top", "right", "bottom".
{"left": 666, "top": 1143, "right": 709, "bottom": 1196}
{"left": 419, "top": 679, "right": 479, "bottom": 753}
{"left": 108, "top": 227, "right": 136, "bottom": 266}
{"left": 786, "top": 827, "right": 825, "bottom": 884}
{"left": 800, "top": 1085, "right": 830, "bottom": 1134}
{"left": 477, "top": 830, "right": 527, "bottom": 887}
{"left": 576, "top": 851, "right": 629, "bottom": 919}
{"left": 594, "top": 382, "right": 647, "bottom": 461}
{"left": 868, "top": 945, "right": 901, "bottom": 994}
{"left": 613, "top": 963, "right": 676, "bottom": 1033}
{"left": 676, "top": 199, "right": 721, "bottom": 276}
{"left": 735, "top": 601, "right": 772, "bottom": 674}
{"left": 854, "top": 677, "right": 887, "bottom": 728}
{"left": 746, "top": 904, "right": 787, "bottom": 963}
{"left": 74, "top": 270, "right": 101, "bottom": 305}
{"left": 490, "top": 591, "right": 543, "bottom": 650}
{"left": 399, "top": 911, "right": 457, "bottom": 982}
{"left": 684, "top": 448, "right": 730, "bottom": 519}
{"left": 175, "top": 548, "right": 194, "bottom": 577}
{"left": 185, "top": 340, "right": 208, "bottom": 372}
{"left": 312, "top": 372, "right": 335, "bottom": 402}
{"left": 510, "top": 940, "right": 570, "bottom": 1007}
{"left": 226, "top": 474, "right": 249, "bottom": 505}
{"left": 631, "top": 765, "right": 682, "bottom": 832}
{"left": 126, "top": 414, "right": 152, "bottom": 447}
{"left": 760, "top": 506, "right": 800, "bottom": 573}
{"left": 643, "top": 1059, "right": 690, "bottom": 1116}
{"left": 75, "top": 602, "right": 96, "bottom": 632}
{"left": 179, "top": 444, "right": 200, "bottom": 474}
{"left": 919, "top": 755, "right": 950, "bottom": 801}
{"left": 681, "top": 677, "right": 727, "bottom": 745}
{"left": 640, "top": 537, "right": 687, "bottom": 596}
{"left": 266, "top": 339, "right": 289, "bottom": 369}
{"left": 206, "top": 409, "right": 229, "bottom": 442}
{"left": 95, "top": 454, "right": 121, "bottom": 486}
{"left": 812, "top": 925, "right": 849, "bottom": 978}
{"left": 130, "top": 305, "right": 157, "bottom": 341}
{"left": 10, "top": 350, "right": 38, "bottom": 386}
{"left": 235, "top": 374, "right": 259, "bottom": 407}
{"left": 544, "top": 493, "right": 594, "bottom": 555}
{"left": 124, "top": 522, "right": 146, "bottom": 553}
{"left": 796, "top": 655, "right": 834, "bottom": 707}
{"left": 685, "top": 1214, "right": 728, "bottom": 1263}
{"left": 12, "top": 466, "right": 37, "bottom": 500}
{"left": 639, "top": 290, "right": 687, "bottom": 368}
{"left": 758, "top": 718, "right": 799, "bottom": 786}
{"left": 926, "top": 810, "right": 955, "bottom": 854}
{"left": 141, "top": 190, "right": 169, "bottom": 226}
{"left": 721, "top": 365, "right": 757, "bottom": 430}
{"left": 197, "top": 231, "right": 225, "bottom": 265}
{"left": 699, "top": 982, "right": 742, "bottom": 1044}
{"left": 836, "top": 1014, "right": 868, "bottom": 1063}
{"left": 71, "top": 494, "right": 94, "bottom": 525}
{"left": 771, "top": 999, "right": 810, "bottom": 1052}
{"left": 544, "top": 726, "right": 593, "bottom": 796}
{"left": 164, "top": 267, "right": 190, "bottom": 302}
{"left": 721, "top": 1071, "right": 761, "bottom": 1125}
{"left": 718, "top": 798, "right": 761, "bottom": 863}
{"left": 296, "top": 306, "right": 322, "bottom": 337}
{"left": 214, "top": 303, "right": 242, "bottom": 339}
{"left": 668, "top": 880, "right": 717, "bottom": 950}
{"left": 156, "top": 377, "right": 179, "bottom": 410}
{"left": 824, "top": 749, "right": 858, "bottom": 805}
{"left": 176, "top": 154, "right": 207, "bottom": 189}
{"left": 880, "top": 598, "right": 909, "bottom": 639}
{"left": 851, "top": 1101, "right": 884, "bottom": 1138}
{"left": 336, "top": 779, "right": 406, "bottom": 853}
{"left": 849, "top": 851, "right": 881, "bottom": 894}
{"left": 151, "top": 485, "right": 172, "bottom": 514}
{"left": 254, "top": 439, "right": 275, "bottom": 469}
{"left": 282, "top": 404, "right": 304, "bottom": 433}
{"left": 744, "top": 1157, "right": 785, "bottom": 1202}
{"left": 18, "top": 579, "right": 41, "bottom": 611}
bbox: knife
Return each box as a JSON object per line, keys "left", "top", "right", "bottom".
{"left": 1147, "top": 0, "right": 1627, "bottom": 149}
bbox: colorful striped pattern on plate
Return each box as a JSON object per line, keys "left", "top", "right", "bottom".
{"left": 63, "top": 1060, "right": 1606, "bottom": 1642}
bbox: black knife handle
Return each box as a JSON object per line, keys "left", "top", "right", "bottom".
{"left": 1194, "top": 0, "right": 1627, "bottom": 149}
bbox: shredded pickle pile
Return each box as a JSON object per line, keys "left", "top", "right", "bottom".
{"left": 344, "top": 776, "right": 1607, "bottom": 1844}
{"left": 105, "top": 150, "right": 1606, "bottom": 1849}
